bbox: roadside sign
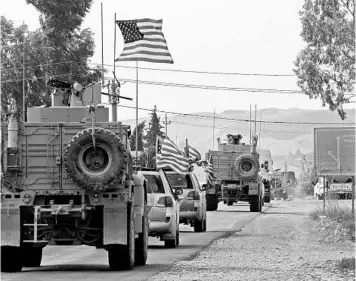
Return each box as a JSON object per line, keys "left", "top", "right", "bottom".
{"left": 314, "top": 127, "right": 355, "bottom": 176}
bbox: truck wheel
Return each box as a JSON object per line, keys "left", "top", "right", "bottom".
{"left": 108, "top": 204, "right": 135, "bottom": 270}
{"left": 227, "top": 201, "right": 233, "bottom": 206}
{"left": 1, "top": 246, "right": 23, "bottom": 272}
{"left": 264, "top": 196, "right": 271, "bottom": 203}
{"left": 23, "top": 247, "right": 43, "bottom": 267}
{"left": 194, "top": 218, "right": 205, "bottom": 232}
{"left": 64, "top": 128, "right": 128, "bottom": 191}
{"left": 134, "top": 206, "right": 148, "bottom": 266}
{"left": 250, "top": 195, "right": 262, "bottom": 212}
{"left": 234, "top": 154, "right": 259, "bottom": 179}
{"left": 206, "top": 195, "right": 215, "bottom": 211}
{"left": 176, "top": 225, "right": 180, "bottom": 246}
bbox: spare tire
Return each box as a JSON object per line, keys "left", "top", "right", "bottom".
{"left": 234, "top": 154, "right": 259, "bottom": 179}
{"left": 64, "top": 128, "right": 128, "bottom": 191}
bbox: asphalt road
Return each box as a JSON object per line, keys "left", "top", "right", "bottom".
{"left": 1, "top": 202, "right": 269, "bottom": 281}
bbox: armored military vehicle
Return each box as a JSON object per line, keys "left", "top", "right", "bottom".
{"left": 206, "top": 134, "right": 264, "bottom": 212}
{"left": 257, "top": 149, "right": 273, "bottom": 203}
{"left": 1, "top": 80, "right": 148, "bottom": 272}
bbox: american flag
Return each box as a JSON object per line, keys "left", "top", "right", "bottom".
{"left": 187, "top": 144, "right": 201, "bottom": 163}
{"left": 116, "top": 18, "right": 173, "bottom": 64}
{"left": 156, "top": 137, "right": 189, "bottom": 174}
{"left": 206, "top": 155, "right": 214, "bottom": 185}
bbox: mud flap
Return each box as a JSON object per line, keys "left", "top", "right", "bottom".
{"left": 1, "top": 208, "right": 20, "bottom": 246}
{"left": 103, "top": 203, "right": 128, "bottom": 245}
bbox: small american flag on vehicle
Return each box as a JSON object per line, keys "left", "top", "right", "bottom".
{"left": 187, "top": 144, "right": 201, "bottom": 163}
{"left": 116, "top": 18, "right": 173, "bottom": 64}
{"left": 206, "top": 155, "right": 214, "bottom": 185}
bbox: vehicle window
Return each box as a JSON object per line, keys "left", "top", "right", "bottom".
{"left": 144, "top": 175, "right": 165, "bottom": 193}
{"left": 166, "top": 174, "right": 191, "bottom": 189}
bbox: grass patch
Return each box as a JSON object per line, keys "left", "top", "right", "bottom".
{"left": 310, "top": 200, "right": 354, "bottom": 222}
{"left": 340, "top": 257, "right": 355, "bottom": 270}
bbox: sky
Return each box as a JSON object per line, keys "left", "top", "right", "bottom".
{"left": 2, "top": 0, "right": 355, "bottom": 122}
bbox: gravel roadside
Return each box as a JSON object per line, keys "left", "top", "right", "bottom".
{"left": 149, "top": 200, "right": 355, "bottom": 281}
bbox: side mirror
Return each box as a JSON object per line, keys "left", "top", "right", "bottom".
{"left": 174, "top": 187, "right": 183, "bottom": 196}
{"left": 201, "top": 183, "right": 209, "bottom": 191}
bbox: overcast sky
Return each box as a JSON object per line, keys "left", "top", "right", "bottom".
{"left": 3, "top": 0, "right": 354, "bottom": 121}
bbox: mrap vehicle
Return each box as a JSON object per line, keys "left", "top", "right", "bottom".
{"left": 205, "top": 134, "right": 264, "bottom": 212}
{"left": 0, "top": 80, "right": 148, "bottom": 272}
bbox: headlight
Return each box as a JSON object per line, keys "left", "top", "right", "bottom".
{"left": 23, "top": 193, "right": 31, "bottom": 204}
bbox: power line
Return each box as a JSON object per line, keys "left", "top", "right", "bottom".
{"left": 89, "top": 62, "right": 296, "bottom": 77}
{"left": 116, "top": 78, "right": 303, "bottom": 94}
{"left": 114, "top": 104, "right": 355, "bottom": 126}
{"left": 171, "top": 120, "right": 314, "bottom": 134}
{"left": 1, "top": 60, "right": 80, "bottom": 72}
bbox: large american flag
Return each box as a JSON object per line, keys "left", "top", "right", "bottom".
{"left": 206, "top": 155, "right": 214, "bottom": 185}
{"left": 116, "top": 18, "right": 173, "bottom": 64}
{"left": 156, "top": 137, "right": 189, "bottom": 174}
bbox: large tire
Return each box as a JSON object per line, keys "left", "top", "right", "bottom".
{"left": 234, "top": 154, "right": 259, "bottom": 179}
{"left": 264, "top": 196, "right": 271, "bottom": 203}
{"left": 1, "top": 246, "right": 23, "bottom": 272}
{"left": 227, "top": 200, "right": 233, "bottom": 206}
{"left": 194, "top": 217, "right": 205, "bottom": 232}
{"left": 64, "top": 128, "right": 128, "bottom": 191}
{"left": 250, "top": 195, "right": 262, "bottom": 212}
{"left": 23, "top": 247, "right": 43, "bottom": 267}
{"left": 108, "top": 203, "right": 135, "bottom": 270}
{"left": 134, "top": 206, "right": 148, "bottom": 266}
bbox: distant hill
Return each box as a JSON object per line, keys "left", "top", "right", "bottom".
{"left": 123, "top": 108, "right": 355, "bottom": 173}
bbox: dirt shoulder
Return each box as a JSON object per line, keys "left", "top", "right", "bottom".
{"left": 149, "top": 200, "right": 355, "bottom": 281}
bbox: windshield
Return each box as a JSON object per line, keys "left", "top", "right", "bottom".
{"left": 144, "top": 175, "right": 165, "bottom": 193}
{"left": 166, "top": 174, "right": 190, "bottom": 189}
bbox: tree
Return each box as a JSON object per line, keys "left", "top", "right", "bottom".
{"left": 294, "top": 148, "right": 302, "bottom": 159}
{"left": 144, "top": 105, "right": 164, "bottom": 148}
{"left": 130, "top": 121, "right": 146, "bottom": 151}
{"left": 294, "top": 0, "right": 355, "bottom": 119}
{"left": 1, "top": 0, "right": 103, "bottom": 121}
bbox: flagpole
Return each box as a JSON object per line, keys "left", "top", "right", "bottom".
{"left": 101, "top": 2, "right": 104, "bottom": 85}
{"left": 136, "top": 61, "right": 139, "bottom": 160}
{"left": 112, "top": 13, "right": 117, "bottom": 122}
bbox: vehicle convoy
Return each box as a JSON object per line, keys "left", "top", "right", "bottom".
{"left": 0, "top": 80, "right": 148, "bottom": 272}
{"left": 270, "top": 169, "right": 296, "bottom": 200}
{"left": 166, "top": 169, "right": 208, "bottom": 232}
{"left": 140, "top": 169, "right": 181, "bottom": 248}
{"left": 314, "top": 176, "right": 353, "bottom": 200}
{"left": 205, "top": 134, "right": 264, "bottom": 212}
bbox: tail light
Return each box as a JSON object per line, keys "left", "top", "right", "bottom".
{"left": 157, "top": 196, "right": 173, "bottom": 207}
{"left": 187, "top": 191, "right": 200, "bottom": 200}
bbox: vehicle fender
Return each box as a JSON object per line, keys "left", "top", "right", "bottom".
{"left": 132, "top": 173, "right": 146, "bottom": 234}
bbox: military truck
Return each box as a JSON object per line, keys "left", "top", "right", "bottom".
{"left": 257, "top": 149, "right": 273, "bottom": 203}
{"left": 205, "top": 134, "right": 264, "bottom": 212}
{"left": 0, "top": 80, "right": 148, "bottom": 272}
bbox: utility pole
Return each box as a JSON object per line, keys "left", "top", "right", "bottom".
{"left": 254, "top": 104, "right": 257, "bottom": 137}
{"left": 212, "top": 108, "right": 216, "bottom": 149}
{"left": 22, "top": 28, "right": 27, "bottom": 122}
{"left": 259, "top": 112, "right": 262, "bottom": 150}
{"left": 249, "top": 104, "right": 252, "bottom": 144}
{"left": 163, "top": 113, "right": 171, "bottom": 137}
